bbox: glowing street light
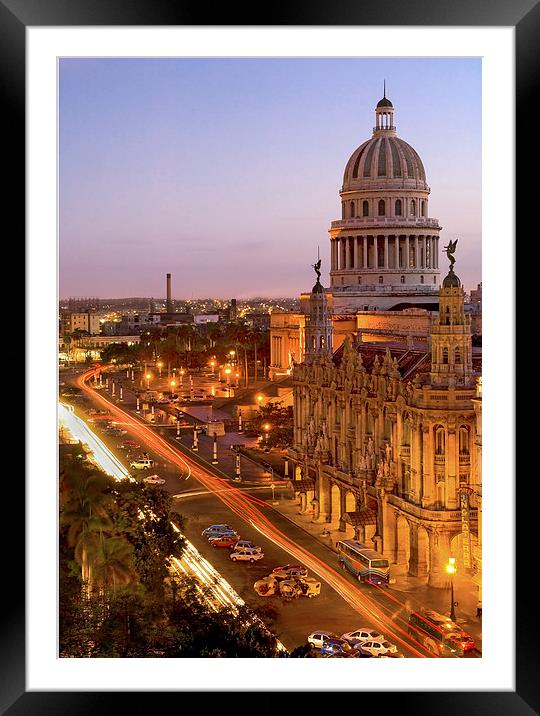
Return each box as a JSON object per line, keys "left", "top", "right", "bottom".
{"left": 263, "top": 423, "right": 271, "bottom": 453}
{"left": 446, "top": 556, "right": 457, "bottom": 621}
{"left": 179, "top": 368, "right": 185, "bottom": 386}
{"left": 209, "top": 359, "right": 216, "bottom": 375}
{"left": 225, "top": 367, "right": 232, "bottom": 397}
{"left": 145, "top": 372, "right": 152, "bottom": 390}
{"left": 157, "top": 361, "right": 163, "bottom": 377}
{"left": 170, "top": 379, "right": 176, "bottom": 392}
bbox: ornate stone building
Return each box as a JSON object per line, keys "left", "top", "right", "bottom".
{"left": 289, "top": 255, "right": 482, "bottom": 593}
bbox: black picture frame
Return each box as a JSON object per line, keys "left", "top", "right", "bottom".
{"left": 7, "top": 0, "right": 527, "bottom": 712}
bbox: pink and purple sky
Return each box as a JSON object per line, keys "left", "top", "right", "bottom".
{"left": 59, "top": 57, "right": 481, "bottom": 299}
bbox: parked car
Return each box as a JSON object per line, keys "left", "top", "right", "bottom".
{"left": 209, "top": 534, "right": 240, "bottom": 548}
{"left": 341, "top": 628, "right": 385, "bottom": 645}
{"left": 119, "top": 440, "right": 141, "bottom": 450}
{"left": 320, "top": 638, "right": 354, "bottom": 656}
{"left": 354, "top": 639, "right": 398, "bottom": 657}
{"left": 233, "top": 540, "right": 262, "bottom": 553}
{"left": 307, "top": 631, "right": 339, "bottom": 650}
{"left": 130, "top": 458, "right": 155, "bottom": 470}
{"left": 105, "top": 427, "right": 127, "bottom": 436}
{"left": 272, "top": 564, "right": 308, "bottom": 579}
{"left": 230, "top": 548, "right": 264, "bottom": 563}
{"left": 142, "top": 474, "right": 166, "bottom": 485}
{"left": 202, "top": 524, "right": 234, "bottom": 537}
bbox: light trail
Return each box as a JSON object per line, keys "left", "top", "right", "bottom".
{"left": 77, "top": 368, "right": 432, "bottom": 658}
{"left": 58, "top": 402, "right": 133, "bottom": 482}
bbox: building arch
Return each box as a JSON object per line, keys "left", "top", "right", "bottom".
{"left": 350, "top": 200, "right": 355, "bottom": 218}
{"left": 363, "top": 200, "right": 369, "bottom": 217}
{"left": 395, "top": 198, "right": 402, "bottom": 216}
{"left": 378, "top": 199, "right": 386, "bottom": 216}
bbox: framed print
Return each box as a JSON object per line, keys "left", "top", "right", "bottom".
{"left": 5, "top": 0, "right": 531, "bottom": 711}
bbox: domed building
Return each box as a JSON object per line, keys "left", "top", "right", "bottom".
{"left": 329, "top": 90, "right": 441, "bottom": 311}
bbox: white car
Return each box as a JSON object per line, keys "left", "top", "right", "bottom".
{"left": 354, "top": 639, "right": 398, "bottom": 657}
{"left": 232, "top": 540, "right": 262, "bottom": 553}
{"left": 307, "top": 631, "right": 339, "bottom": 649}
{"left": 341, "top": 628, "right": 385, "bottom": 645}
{"left": 230, "top": 549, "right": 264, "bottom": 563}
{"left": 130, "top": 458, "right": 155, "bottom": 470}
{"left": 142, "top": 474, "right": 165, "bottom": 485}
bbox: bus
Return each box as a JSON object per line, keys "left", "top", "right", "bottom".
{"left": 336, "top": 540, "right": 390, "bottom": 585}
{"left": 408, "top": 609, "right": 476, "bottom": 657}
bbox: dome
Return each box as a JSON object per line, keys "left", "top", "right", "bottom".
{"left": 342, "top": 135, "right": 427, "bottom": 190}
{"left": 442, "top": 267, "right": 461, "bottom": 288}
{"left": 377, "top": 96, "right": 393, "bottom": 108}
{"left": 312, "top": 278, "right": 325, "bottom": 294}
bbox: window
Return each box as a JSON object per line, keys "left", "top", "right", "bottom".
{"left": 363, "top": 200, "right": 369, "bottom": 217}
{"left": 379, "top": 276, "right": 383, "bottom": 284}
{"left": 459, "top": 427, "right": 470, "bottom": 455}
{"left": 350, "top": 201, "right": 355, "bottom": 218}
{"left": 420, "top": 275, "right": 424, "bottom": 284}
{"left": 455, "top": 347, "right": 461, "bottom": 364}
{"left": 422, "top": 200, "right": 426, "bottom": 217}
{"left": 410, "top": 199, "right": 416, "bottom": 216}
{"left": 395, "top": 199, "right": 402, "bottom": 216}
{"left": 435, "top": 427, "right": 446, "bottom": 455}
{"left": 434, "top": 277, "right": 437, "bottom": 283}
{"left": 442, "top": 347, "right": 449, "bottom": 364}
{"left": 400, "top": 276, "right": 405, "bottom": 284}
{"left": 378, "top": 199, "right": 386, "bottom": 216}
{"left": 358, "top": 277, "right": 362, "bottom": 284}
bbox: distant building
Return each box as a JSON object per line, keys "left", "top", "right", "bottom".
{"left": 193, "top": 314, "right": 220, "bottom": 324}
{"left": 229, "top": 299, "right": 238, "bottom": 321}
{"left": 61, "top": 311, "right": 101, "bottom": 336}
{"left": 469, "top": 282, "right": 482, "bottom": 307}
{"left": 244, "top": 312, "right": 271, "bottom": 331}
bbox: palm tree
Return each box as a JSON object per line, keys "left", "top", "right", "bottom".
{"left": 94, "top": 537, "right": 138, "bottom": 594}
{"left": 60, "top": 464, "right": 113, "bottom": 594}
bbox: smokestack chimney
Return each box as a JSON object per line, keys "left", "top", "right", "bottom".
{"left": 166, "top": 273, "right": 173, "bottom": 313}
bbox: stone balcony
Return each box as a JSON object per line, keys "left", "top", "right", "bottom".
{"left": 330, "top": 217, "right": 441, "bottom": 230}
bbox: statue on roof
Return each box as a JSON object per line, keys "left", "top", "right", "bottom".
{"left": 443, "top": 238, "right": 458, "bottom": 267}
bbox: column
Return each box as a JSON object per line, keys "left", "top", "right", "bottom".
{"left": 420, "top": 236, "right": 425, "bottom": 269}
{"left": 414, "top": 236, "right": 419, "bottom": 269}
{"left": 354, "top": 236, "right": 359, "bottom": 270}
{"left": 384, "top": 236, "right": 389, "bottom": 268}
{"left": 405, "top": 236, "right": 410, "bottom": 269}
{"left": 363, "top": 236, "right": 368, "bottom": 268}
{"left": 374, "top": 236, "right": 379, "bottom": 268}
{"left": 447, "top": 427, "right": 458, "bottom": 508}
{"left": 434, "top": 237, "right": 438, "bottom": 269}
{"left": 426, "top": 237, "right": 431, "bottom": 268}
{"left": 421, "top": 425, "right": 433, "bottom": 507}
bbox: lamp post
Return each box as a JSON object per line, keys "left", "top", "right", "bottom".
{"left": 212, "top": 434, "right": 218, "bottom": 464}
{"left": 238, "top": 409, "right": 243, "bottom": 433}
{"left": 179, "top": 369, "right": 185, "bottom": 386}
{"left": 225, "top": 368, "right": 231, "bottom": 397}
{"left": 192, "top": 425, "right": 198, "bottom": 452}
{"left": 170, "top": 379, "right": 176, "bottom": 396}
{"left": 157, "top": 361, "right": 163, "bottom": 378}
{"left": 446, "top": 557, "right": 457, "bottom": 621}
{"left": 209, "top": 359, "right": 216, "bottom": 376}
{"left": 257, "top": 394, "right": 263, "bottom": 410}
{"left": 263, "top": 423, "right": 270, "bottom": 453}
{"left": 145, "top": 372, "right": 151, "bottom": 390}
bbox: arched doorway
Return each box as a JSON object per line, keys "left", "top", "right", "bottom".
{"left": 343, "top": 490, "right": 357, "bottom": 539}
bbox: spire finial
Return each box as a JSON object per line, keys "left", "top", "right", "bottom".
{"left": 383, "top": 79, "right": 386, "bottom": 98}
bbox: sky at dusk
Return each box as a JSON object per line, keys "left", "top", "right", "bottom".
{"left": 59, "top": 57, "right": 481, "bottom": 299}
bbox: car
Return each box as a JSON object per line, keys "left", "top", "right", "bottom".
{"left": 272, "top": 564, "right": 308, "bottom": 579}
{"left": 209, "top": 534, "right": 240, "bottom": 548}
{"left": 233, "top": 540, "right": 262, "bottom": 553}
{"left": 341, "top": 628, "right": 385, "bottom": 645}
{"left": 354, "top": 639, "right": 398, "bottom": 657}
{"left": 130, "top": 458, "right": 155, "bottom": 470}
{"left": 320, "top": 638, "right": 354, "bottom": 656}
{"left": 156, "top": 397, "right": 170, "bottom": 404}
{"left": 307, "top": 631, "right": 340, "bottom": 650}
{"left": 119, "top": 440, "right": 141, "bottom": 450}
{"left": 202, "top": 524, "right": 234, "bottom": 537}
{"left": 230, "top": 548, "right": 264, "bottom": 563}
{"left": 205, "top": 528, "right": 238, "bottom": 541}
{"left": 105, "top": 427, "right": 127, "bottom": 436}
{"left": 142, "top": 474, "right": 166, "bottom": 485}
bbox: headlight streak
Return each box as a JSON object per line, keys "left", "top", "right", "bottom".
{"left": 78, "top": 368, "right": 429, "bottom": 658}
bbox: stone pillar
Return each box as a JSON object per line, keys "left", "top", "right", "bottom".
{"left": 434, "top": 238, "right": 438, "bottom": 269}
{"left": 373, "top": 236, "right": 379, "bottom": 269}
{"left": 447, "top": 427, "right": 458, "bottom": 509}
{"left": 381, "top": 495, "right": 395, "bottom": 560}
{"left": 411, "top": 419, "right": 421, "bottom": 502}
{"left": 384, "top": 236, "right": 389, "bottom": 269}
{"left": 408, "top": 523, "right": 428, "bottom": 578}
{"left": 405, "top": 236, "right": 410, "bottom": 269}
{"left": 421, "top": 425, "right": 433, "bottom": 508}
{"left": 413, "top": 236, "right": 419, "bottom": 269}
{"left": 428, "top": 529, "right": 452, "bottom": 588}
{"left": 354, "top": 236, "right": 359, "bottom": 270}
{"left": 363, "top": 236, "right": 368, "bottom": 268}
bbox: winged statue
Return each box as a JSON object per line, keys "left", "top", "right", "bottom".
{"left": 312, "top": 258, "right": 322, "bottom": 280}
{"left": 443, "top": 238, "right": 458, "bottom": 267}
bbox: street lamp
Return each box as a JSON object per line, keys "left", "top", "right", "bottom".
{"left": 209, "top": 359, "right": 216, "bottom": 375}
{"left": 446, "top": 557, "right": 457, "bottom": 621}
{"left": 257, "top": 394, "right": 263, "bottom": 408}
{"left": 225, "top": 367, "right": 231, "bottom": 397}
{"left": 263, "top": 423, "right": 270, "bottom": 453}
{"left": 170, "top": 379, "right": 176, "bottom": 394}
{"left": 157, "top": 361, "right": 163, "bottom": 377}
{"left": 145, "top": 372, "right": 152, "bottom": 390}
{"left": 179, "top": 368, "right": 185, "bottom": 386}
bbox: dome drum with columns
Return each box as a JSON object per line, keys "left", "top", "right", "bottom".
{"left": 329, "top": 91, "right": 441, "bottom": 311}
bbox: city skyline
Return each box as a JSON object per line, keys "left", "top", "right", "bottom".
{"left": 60, "top": 57, "right": 481, "bottom": 298}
